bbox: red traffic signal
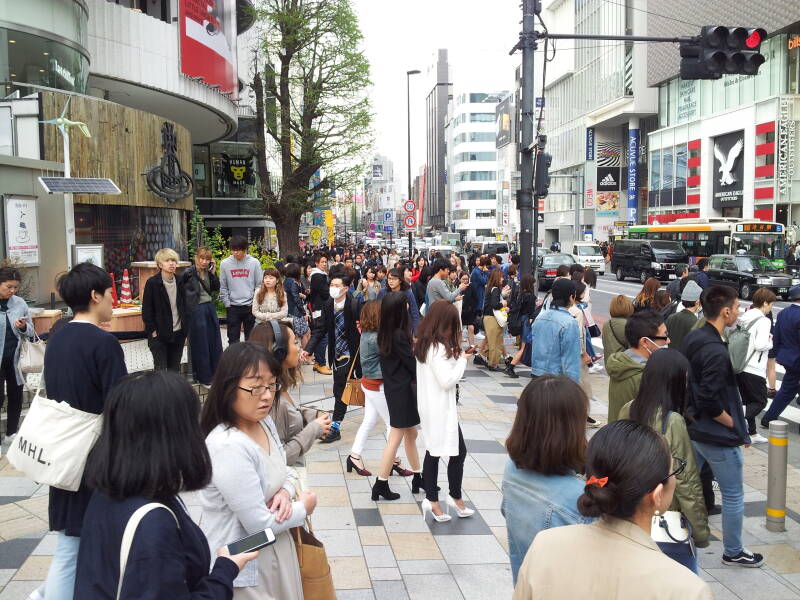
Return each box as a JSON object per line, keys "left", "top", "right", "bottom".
{"left": 745, "top": 30, "right": 763, "bottom": 49}
{"left": 687, "top": 26, "right": 768, "bottom": 79}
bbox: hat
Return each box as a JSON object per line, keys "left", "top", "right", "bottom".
{"left": 789, "top": 285, "right": 800, "bottom": 301}
{"left": 681, "top": 280, "right": 702, "bottom": 302}
{"left": 551, "top": 278, "right": 577, "bottom": 302}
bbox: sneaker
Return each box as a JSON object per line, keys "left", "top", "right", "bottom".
{"left": 504, "top": 356, "right": 513, "bottom": 366}
{"left": 749, "top": 433, "right": 769, "bottom": 444}
{"left": 319, "top": 428, "right": 341, "bottom": 443}
{"left": 472, "top": 354, "right": 488, "bottom": 367}
{"left": 712, "top": 480, "right": 720, "bottom": 492}
{"left": 586, "top": 416, "right": 600, "bottom": 428}
{"left": 3, "top": 433, "right": 16, "bottom": 445}
{"left": 722, "top": 549, "right": 764, "bottom": 568}
{"left": 760, "top": 418, "right": 772, "bottom": 429}
{"left": 587, "top": 364, "right": 602, "bottom": 374}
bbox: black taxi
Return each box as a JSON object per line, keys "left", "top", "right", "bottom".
{"left": 708, "top": 254, "right": 800, "bottom": 300}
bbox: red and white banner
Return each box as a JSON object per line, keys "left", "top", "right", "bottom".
{"left": 180, "top": 0, "right": 238, "bottom": 97}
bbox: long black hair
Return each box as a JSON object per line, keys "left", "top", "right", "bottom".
{"left": 378, "top": 291, "right": 410, "bottom": 357}
{"left": 387, "top": 267, "right": 410, "bottom": 291}
{"left": 629, "top": 348, "right": 689, "bottom": 432}
{"left": 86, "top": 371, "right": 211, "bottom": 500}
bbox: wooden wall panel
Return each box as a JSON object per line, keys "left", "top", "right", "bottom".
{"left": 41, "top": 92, "right": 194, "bottom": 212}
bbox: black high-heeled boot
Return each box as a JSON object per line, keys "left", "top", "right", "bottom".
{"left": 371, "top": 478, "right": 400, "bottom": 501}
{"left": 411, "top": 473, "right": 424, "bottom": 494}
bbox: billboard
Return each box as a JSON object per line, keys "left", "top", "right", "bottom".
{"left": 712, "top": 130, "right": 745, "bottom": 209}
{"left": 180, "top": 0, "right": 238, "bottom": 97}
{"left": 496, "top": 95, "right": 513, "bottom": 148}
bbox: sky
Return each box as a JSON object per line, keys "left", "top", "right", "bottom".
{"left": 351, "top": 0, "right": 522, "bottom": 197}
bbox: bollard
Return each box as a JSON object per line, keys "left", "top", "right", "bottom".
{"left": 766, "top": 420, "right": 788, "bottom": 532}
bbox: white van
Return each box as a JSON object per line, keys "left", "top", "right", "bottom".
{"left": 571, "top": 242, "right": 605, "bottom": 275}
{"left": 470, "top": 240, "right": 510, "bottom": 264}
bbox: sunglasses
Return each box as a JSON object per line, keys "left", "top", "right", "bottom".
{"left": 650, "top": 335, "right": 670, "bottom": 341}
{"left": 662, "top": 456, "right": 687, "bottom": 484}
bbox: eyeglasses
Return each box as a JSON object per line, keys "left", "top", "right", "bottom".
{"left": 662, "top": 456, "right": 687, "bottom": 483}
{"left": 238, "top": 382, "right": 282, "bottom": 397}
{"left": 650, "top": 335, "right": 670, "bottom": 341}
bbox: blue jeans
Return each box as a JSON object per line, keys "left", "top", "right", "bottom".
{"left": 691, "top": 441, "right": 744, "bottom": 556}
{"left": 188, "top": 302, "right": 223, "bottom": 385}
{"left": 44, "top": 532, "right": 81, "bottom": 600}
{"left": 585, "top": 329, "right": 597, "bottom": 359}
{"left": 763, "top": 368, "right": 800, "bottom": 422}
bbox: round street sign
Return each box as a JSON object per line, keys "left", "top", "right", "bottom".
{"left": 404, "top": 200, "right": 417, "bottom": 213}
{"left": 404, "top": 215, "right": 416, "bottom": 228}
{"left": 369, "top": 223, "right": 377, "bottom": 231}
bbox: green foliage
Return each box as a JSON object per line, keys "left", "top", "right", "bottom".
{"left": 187, "top": 205, "right": 208, "bottom": 258}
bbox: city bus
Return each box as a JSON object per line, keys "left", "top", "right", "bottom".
{"left": 627, "top": 218, "right": 787, "bottom": 266}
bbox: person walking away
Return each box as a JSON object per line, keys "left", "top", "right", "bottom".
{"left": 283, "top": 263, "right": 311, "bottom": 347}
{"left": 568, "top": 282, "right": 594, "bottom": 405}
{"left": 618, "top": 349, "right": 710, "bottom": 570}
{"left": 479, "top": 268, "right": 511, "bottom": 371}
{"left": 507, "top": 274, "right": 536, "bottom": 375}
{"left": 601, "top": 295, "right": 633, "bottom": 369}
{"left": 252, "top": 268, "right": 288, "bottom": 324}
{"left": 633, "top": 277, "right": 660, "bottom": 312}
{"left": 303, "top": 271, "right": 361, "bottom": 442}
{"left": 667, "top": 265, "right": 689, "bottom": 301}
{"left": 371, "top": 291, "right": 423, "bottom": 501}
{"left": 502, "top": 375, "right": 595, "bottom": 583}
{"left": 513, "top": 420, "right": 712, "bottom": 600}
{"left": 179, "top": 246, "right": 222, "bottom": 387}
{"left": 74, "top": 371, "right": 258, "bottom": 598}
{"left": 142, "top": 248, "right": 187, "bottom": 373}
{"left": 378, "top": 267, "right": 421, "bottom": 333}
{"left": 529, "top": 278, "right": 581, "bottom": 384}
{"left": 695, "top": 258, "right": 711, "bottom": 289}
{"left": 666, "top": 280, "right": 703, "bottom": 351}
{"left": 249, "top": 322, "right": 332, "bottom": 464}
{"left": 761, "top": 284, "right": 800, "bottom": 427}
{"left": 39, "top": 263, "right": 128, "bottom": 600}
{"left": 220, "top": 236, "right": 263, "bottom": 344}
{"left": 682, "top": 285, "right": 764, "bottom": 567}
{"left": 308, "top": 253, "right": 332, "bottom": 374}
{"left": 0, "top": 267, "right": 34, "bottom": 452}
{"left": 415, "top": 300, "right": 475, "bottom": 522}
{"left": 606, "top": 310, "right": 668, "bottom": 422}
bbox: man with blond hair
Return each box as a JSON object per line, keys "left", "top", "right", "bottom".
{"left": 142, "top": 247, "right": 187, "bottom": 372}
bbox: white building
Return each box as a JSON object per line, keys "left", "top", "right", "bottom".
{"left": 446, "top": 91, "right": 505, "bottom": 238}
{"left": 364, "top": 154, "right": 400, "bottom": 235}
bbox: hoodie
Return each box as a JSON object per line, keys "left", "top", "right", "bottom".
{"left": 605, "top": 349, "right": 647, "bottom": 423}
{"left": 737, "top": 308, "right": 772, "bottom": 379}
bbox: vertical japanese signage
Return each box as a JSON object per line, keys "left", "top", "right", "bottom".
{"left": 5, "top": 197, "right": 39, "bottom": 266}
{"left": 627, "top": 129, "right": 639, "bottom": 223}
{"left": 179, "top": 0, "right": 238, "bottom": 97}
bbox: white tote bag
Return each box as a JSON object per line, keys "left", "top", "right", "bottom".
{"left": 493, "top": 308, "right": 508, "bottom": 328}
{"left": 7, "top": 384, "right": 103, "bottom": 492}
{"left": 18, "top": 330, "right": 45, "bottom": 374}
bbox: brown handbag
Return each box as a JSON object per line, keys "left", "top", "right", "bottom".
{"left": 292, "top": 519, "right": 336, "bottom": 600}
{"left": 340, "top": 349, "right": 365, "bottom": 406}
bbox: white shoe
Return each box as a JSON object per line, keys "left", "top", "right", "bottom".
{"left": 446, "top": 496, "right": 475, "bottom": 518}
{"left": 749, "top": 433, "right": 769, "bottom": 444}
{"left": 587, "top": 364, "right": 602, "bottom": 374}
{"left": 421, "top": 499, "right": 451, "bottom": 522}
{"left": 3, "top": 433, "right": 15, "bottom": 445}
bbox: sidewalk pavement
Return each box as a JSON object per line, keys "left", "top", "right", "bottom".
{"left": 3, "top": 338, "right": 800, "bottom": 598}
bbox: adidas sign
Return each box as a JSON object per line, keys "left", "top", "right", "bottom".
{"left": 599, "top": 173, "right": 616, "bottom": 186}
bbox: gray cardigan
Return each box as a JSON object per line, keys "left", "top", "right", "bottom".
{"left": 0, "top": 295, "right": 33, "bottom": 385}
{"left": 426, "top": 277, "right": 459, "bottom": 304}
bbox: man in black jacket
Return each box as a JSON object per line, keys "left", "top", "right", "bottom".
{"left": 682, "top": 285, "right": 764, "bottom": 568}
{"left": 308, "top": 253, "right": 332, "bottom": 374}
{"left": 303, "top": 271, "right": 361, "bottom": 442}
{"left": 142, "top": 248, "right": 187, "bottom": 372}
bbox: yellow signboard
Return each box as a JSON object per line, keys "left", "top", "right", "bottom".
{"left": 324, "top": 210, "right": 334, "bottom": 245}
{"left": 309, "top": 227, "right": 323, "bottom": 245}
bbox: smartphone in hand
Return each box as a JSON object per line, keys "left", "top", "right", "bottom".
{"left": 226, "top": 529, "right": 277, "bottom": 555}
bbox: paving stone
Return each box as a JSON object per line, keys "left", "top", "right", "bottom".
{"left": 479, "top": 509, "right": 507, "bottom": 527}
{"left": 470, "top": 453, "right": 508, "bottom": 475}
{"left": 0, "top": 580, "right": 41, "bottom": 599}
{"left": 377, "top": 503, "right": 420, "bottom": 516}
{"left": 704, "top": 582, "right": 741, "bottom": 599}
{"left": 450, "top": 563, "right": 513, "bottom": 600}
{"left": 305, "top": 461, "right": 343, "bottom": 474}
{"left": 363, "top": 545, "right": 396, "bottom": 568}
{"left": 463, "top": 439, "right": 506, "bottom": 453}
{"left": 369, "top": 567, "right": 402, "bottom": 581}
{"left": 372, "top": 580, "right": 410, "bottom": 600}
{"left": 0, "top": 499, "right": 25, "bottom": 507}
{"left": 12, "top": 556, "right": 50, "bottom": 581}
{"left": 306, "top": 473, "right": 347, "bottom": 487}
{"left": 309, "top": 507, "right": 356, "bottom": 530}
{"left": 461, "top": 477, "right": 498, "bottom": 491}
{"left": 396, "top": 559, "right": 450, "bottom": 575}
{"left": 382, "top": 514, "right": 429, "bottom": 534}
{"left": 358, "top": 526, "right": 389, "bottom": 546}
{"left": 335, "top": 590, "right": 376, "bottom": 600}
{"left": 750, "top": 544, "right": 800, "bottom": 575}
{"left": 30, "top": 534, "right": 57, "bottom": 557}
{"left": 403, "top": 573, "right": 464, "bottom": 600}
{"left": 0, "top": 571, "right": 12, "bottom": 588}
{"left": 705, "top": 567, "right": 800, "bottom": 599}
{"left": 388, "top": 533, "right": 442, "bottom": 560}
{"left": 346, "top": 478, "right": 373, "bottom": 494}
{"left": 434, "top": 534, "right": 508, "bottom": 565}
{"left": 316, "top": 529, "right": 363, "bottom": 557}
{"left": 353, "top": 508, "right": 383, "bottom": 527}
{"left": 461, "top": 490, "right": 502, "bottom": 510}
{"left": 329, "top": 556, "right": 371, "bottom": 590}
{"left": 314, "top": 486, "right": 351, "bottom": 507}
{"left": 0, "top": 538, "right": 41, "bottom": 570}
{"left": 490, "top": 526, "right": 510, "bottom": 553}
{"left": 485, "top": 395, "right": 518, "bottom": 405}
{"left": 0, "top": 515, "right": 47, "bottom": 544}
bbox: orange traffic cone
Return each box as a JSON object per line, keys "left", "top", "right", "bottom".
{"left": 120, "top": 268, "right": 133, "bottom": 305}
{"left": 110, "top": 272, "right": 119, "bottom": 308}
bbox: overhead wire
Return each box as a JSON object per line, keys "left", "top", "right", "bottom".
{"left": 597, "top": 0, "right": 702, "bottom": 28}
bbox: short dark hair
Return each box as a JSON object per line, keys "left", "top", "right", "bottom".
{"left": 681, "top": 300, "right": 697, "bottom": 309}
{"left": 86, "top": 371, "right": 211, "bottom": 500}
{"left": 506, "top": 375, "right": 587, "bottom": 475}
{"left": 624, "top": 309, "right": 664, "bottom": 348}
{"left": 0, "top": 267, "right": 21, "bottom": 284}
{"left": 751, "top": 287, "right": 777, "bottom": 308}
{"left": 490, "top": 253, "right": 502, "bottom": 264}
{"left": 676, "top": 264, "right": 689, "bottom": 277}
{"left": 479, "top": 256, "right": 491, "bottom": 268}
{"left": 432, "top": 258, "right": 451, "bottom": 274}
{"left": 511, "top": 254, "right": 521, "bottom": 265}
{"left": 577, "top": 420, "right": 671, "bottom": 519}
{"left": 700, "top": 285, "right": 738, "bottom": 319}
{"left": 230, "top": 235, "right": 248, "bottom": 251}
{"left": 56, "top": 263, "right": 112, "bottom": 313}
{"left": 556, "top": 264, "right": 570, "bottom": 277}
{"left": 697, "top": 258, "right": 709, "bottom": 270}
{"left": 569, "top": 264, "right": 585, "bottom": 276}
{"left": 284, "top": 263, "right": 301, "bottom": 280}
{"left": 314, "top": 253, "right": 328, "bottom": 265}
{"left": 201, "top": 343, "right": 282, "bottom": 435}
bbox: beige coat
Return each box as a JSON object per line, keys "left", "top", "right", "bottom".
{"left": 513, "top": 517, "right": 712, "bottom": 600}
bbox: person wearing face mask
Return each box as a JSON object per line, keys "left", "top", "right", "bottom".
{"left": 302, "top": 272, "right": 361, "bottom": 442}
{"left": 605, "top": 310, "right": 669, "bottom": 423}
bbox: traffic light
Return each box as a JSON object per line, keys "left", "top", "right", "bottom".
{"left": 681, "top": 26, "right": 767, "bottom": 80}
{"left": 534, "top": 150, "right": 551, "bottom": 199}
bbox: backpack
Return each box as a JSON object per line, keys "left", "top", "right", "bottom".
{"left": 507, "top": 296, "right": 524, "bottom": 336}
{"left": 728, "top": 316, "right": 765, "bottom": 374}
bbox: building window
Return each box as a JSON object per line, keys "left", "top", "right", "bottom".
{"left": 674, "top": 144, "right": 687, "bottom": 188}
{"left": 452, "top": 209, "right": 470, "bottom": 220}
{"left": 454, "top": 171, "right": 496, "bottom": 182}
{"left": 469, "top": 93, "right": 490, "bottom": 103}
{"left": 470, "top": 113, "right": 494, "bottom": 123}
{"left": 455, "top": 151, "right": 496, "bottom": 162}
{"left": 474, "top": 209, "right": 496, "bottom": 218}
{"left": 453, "top": 132, "right": 495, "bottom": 144}
{"left": 650, "top": 149, "right": 661, "bottom": 191}
{"left": 456, "top": 190, "right": 496, "bottom": 201}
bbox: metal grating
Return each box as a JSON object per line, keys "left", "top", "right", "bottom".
{"left": 38, "top": 177, "right": 121, "bottom": 195}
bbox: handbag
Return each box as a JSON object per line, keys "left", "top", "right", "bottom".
{"left": 292, "top": 520, "right": 336, "bottom": 599}
{"left": 493, "top": 308, "right": 508, "bottom": 328}
{"left": 18, "top": 329, "right": 45, "bottom": 374}
{"left": 651, "top": 510, "right": 696, "bottom": 571}
{"left": 340, "top": 349, "right": 365, "bottom": 406}
{"left": 117, "top": 504, "right": 179, "bottom": 599}
{"left": 7, "top": 373, "right": 103, "bottom": 492}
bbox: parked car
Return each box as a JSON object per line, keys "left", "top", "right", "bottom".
{"left": 571, "top": 242, "right": 605, "bottom": 275}
{"left": 611, "top": 239, "right": 689, "bottom": 284}
{"left": 708, "top": 254, "right": 800, "bottom": 300}
{"left": 536, "top": 253, "right": 576, "bottom": 292}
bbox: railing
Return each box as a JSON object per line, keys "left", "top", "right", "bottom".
{"left": 196, "top": 197, "right": 264, "bottom": 216}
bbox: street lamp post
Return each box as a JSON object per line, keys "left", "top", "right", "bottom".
{"left": 406, "top": 69, "right": 420, "bottom": 256}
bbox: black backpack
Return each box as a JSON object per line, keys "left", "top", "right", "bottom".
{"left": 507, "top": 298, "right": 524, "bottom": 336}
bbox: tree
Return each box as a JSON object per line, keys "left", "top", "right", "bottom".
{"left": 252, "top": 0, "right": 373, "bottom": 254}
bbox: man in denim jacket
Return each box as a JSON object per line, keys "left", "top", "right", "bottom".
{"left": 530, "top": 278, "right": 581, "bottom": 383}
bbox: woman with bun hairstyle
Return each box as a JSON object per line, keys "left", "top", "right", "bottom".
{"left": 513, "top": 420, "right": 711, "bottom": 600}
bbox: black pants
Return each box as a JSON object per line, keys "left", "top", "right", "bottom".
{"left": 331, "top": 356, "right": 353, "bottom": 423}
{"left": 0, "top": 355, "right": 23, "bottom": 436}
{"left": 422, "top": 426, "right": 467, "bottom": 502}
{"left": 311, "top": 316, "right": 328, "bottom": 367}
{"left": 148, "top": 332, "right": 186, "bottom": 373}
{"left": 226, "top": 305, "right": 256, "bottom": 345}
{"left": 736, "top": 371, "right": 768, "bottom": 435}
{"left": 700, "top": 462, "right": 716, "bottom": 511}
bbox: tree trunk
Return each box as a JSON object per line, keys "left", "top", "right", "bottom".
{"left": 273, "top": 210, "right": 303, "bottom": 257}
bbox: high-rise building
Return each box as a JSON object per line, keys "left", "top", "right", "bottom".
{"left": 424, "top": 49, "right": 451, "bottom": 230}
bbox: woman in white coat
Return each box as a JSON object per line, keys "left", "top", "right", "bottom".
{"left": 414, "top": 300, "right": 476, "bottom": 522}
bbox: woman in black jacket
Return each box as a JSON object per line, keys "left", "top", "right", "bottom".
{"left": 75, "top": 371, "right": 257, "bottom": 599}
{"left": 283, "top": 263, "right": 310, "bottom": 346}
{"left": 179, "top": 246, "right": 222, "bottom": 386}
{"left": 480, "top": 268, "right": 509, "bottom": 370}
{"left": 371, "top": 291, "right": 422, "bottom": 501}
{"left": 507, "top": 274, "right": 536, "bottom": 377}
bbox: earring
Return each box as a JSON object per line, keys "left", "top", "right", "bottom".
{"left": 654, "top": 509, "right": 661, "bottom": 516}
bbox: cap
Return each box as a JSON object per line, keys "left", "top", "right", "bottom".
{"left": 788, "top": 285, "right": 800, "bottom": 301}
{"left": 681, "top": 280, "right": 702, "bottom": 302}
{"left": 551, "top": 278, "right": 577, "bottom": 302}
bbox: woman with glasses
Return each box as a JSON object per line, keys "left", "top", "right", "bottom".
{"left": 378, "top": 267, "right": 420, "bottom": 333}
{"left": 618, "top": 348, "right": 709, "bottom": 568}
{"left": 200, "top": 343, "right": 318, "bottom": 600}
{"left": 513, "top": 420, "right": 711, "bottom": 599}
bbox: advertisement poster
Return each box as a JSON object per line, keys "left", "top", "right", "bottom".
{"left": 180, "top": 0, "right": 238, "bottom": 96}
{"left": 495, "top": 96, "right": 513, "bottom": 148}
{"left": 324, "top": 209, "right": 334, "bottom": 245}
{"left": 596, "top": 192, "right": 620, "bottom": 217}
{"left": 5, "top": 197, "right": 39, "bottom": 266}
{"left": 712, "top": 130, "right": 745, "bottom": 209}
{"left": 597, "top": 167, "right": 621, "bottom": 192}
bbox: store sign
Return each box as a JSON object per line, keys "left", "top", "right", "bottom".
{"left": 712, "top": 130, "right": 745, "bottom": 209}
{"left": 627, "top": 129, "right": 639, "bottom": 224}
{"left": 225, "top": 156, "right": 255, "bottom": 188}
{"left": 676, "top": 80, "right": 698, "bottom": 122}
{"left": 586, "top": 128, "right": 595, "bottom": 161}
{"left": 179, "top": 0, "right": 238, "bottom": 96}
{"left": 597, "top": 167, "right": 621, "bottom": 191}
{"left": 778, "top": 98, "right": 796, "bottom": 199}
{"left": 496, "top": 96, "right": 513, "bottom": 148}
{"left": 146, "top": 122, "right": 193, "bottom": 203}
{"left": 4, "top": 197, "right": 39, "bottom": 266}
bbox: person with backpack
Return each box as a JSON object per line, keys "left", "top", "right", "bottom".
{"left": 601, "top": 295, "right": 633, "bottom": 369}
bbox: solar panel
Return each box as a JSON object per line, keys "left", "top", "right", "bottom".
{"left": 38, "top": 177, "right": 121, "bottom": 195}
